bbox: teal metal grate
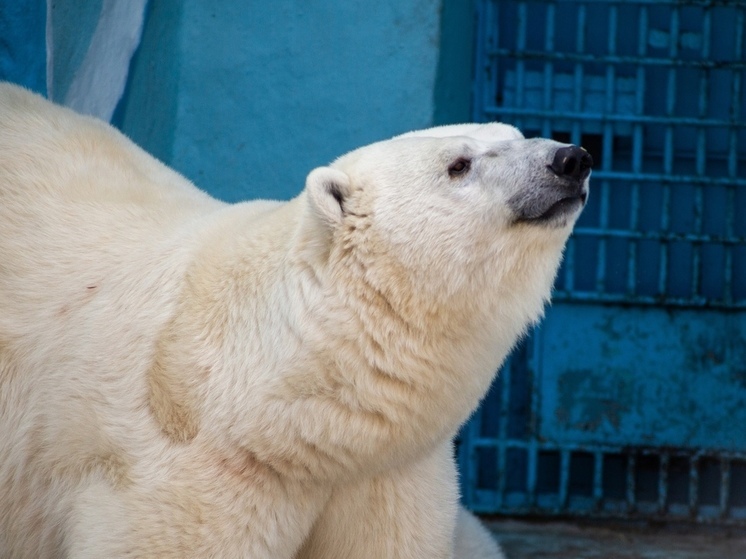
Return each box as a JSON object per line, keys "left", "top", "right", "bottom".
{"left": 459, "top": 337, "right": 746, "bottom": 523}
{"left": 460, "top": 0, "right": 746, "bottom": 524}
{"left": 473, "top": 0, "right": 746, "bottom": 309}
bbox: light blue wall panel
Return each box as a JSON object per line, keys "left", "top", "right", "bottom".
{"left": 113, "top": 1, "right": 181, "bottom": 168}
{"left": 431, "top": 0, "right": 477, "bottom": 125}
{"left": 0, "top": 0, "right": 47, "bottom": 94}
{"left": 47, "top": 0, "right": 103, "bottom": 102}
{"left": 119, "top": 0, "right": 442, "bottom": 202}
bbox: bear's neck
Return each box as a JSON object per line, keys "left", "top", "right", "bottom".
{"left": 180, "top": 206, "right": 564, "bottom": 482}
{"left": 242, "top": 225, "right": 565, "bottom": 480}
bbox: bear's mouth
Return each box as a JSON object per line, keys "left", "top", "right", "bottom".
{"left": 537, "top": 192, "right": 587, "bottom": 221}
{"left": 517, "top": 191, "right": 588, "bottom": 225}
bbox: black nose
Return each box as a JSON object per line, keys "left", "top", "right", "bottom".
{"left": 550, "top": 145, "right": 593, "bottom": 180}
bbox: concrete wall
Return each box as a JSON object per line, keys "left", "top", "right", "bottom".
{"left": 0, "top": 0, "right": 47, "bottom": 94}
{"left": 4, "top": 0, "right": 476, "bottom": 202}
{"left": 116, "top": 1, "right": 445, "bottom": 201}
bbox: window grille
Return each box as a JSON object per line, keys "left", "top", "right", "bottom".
{"left": 460, "top": 0, "right": 746, "bottom": 524}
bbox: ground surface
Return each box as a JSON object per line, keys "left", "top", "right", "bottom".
{"left": 486, "top": 518, "right": 746, "bottom": 559}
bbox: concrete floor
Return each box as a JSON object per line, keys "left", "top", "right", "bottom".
{"left": 486, "top": 518, "right": 746, "bottom": 559}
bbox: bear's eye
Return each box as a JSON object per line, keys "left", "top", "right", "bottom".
{"left": 448, "top": 158, "right": 471, "bottom": 177}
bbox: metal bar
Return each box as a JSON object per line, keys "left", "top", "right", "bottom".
{"left": 627, "top": 4, "right": 647, "bottom": 298}
{"left": 627, "top": 183, "right": 640, "bottom": 296}
{"left": 721, "top": 458, "right": 731, "bottom": 519}
{"left": 627, "top": 453, "right": 637, "bottom": 513}
{"left": 729, "top": 8, "right": 743, "bottom": 177}
{"left": 551, "top": 290, "right": 746, "bottom": 310}
{"left": 724, "top": 186, "right": 735, "bottom": 305}
{"left": 595, "top": 5, "right": 618, "bottom": 295}
{"left": 658, "top": 135, "right": 672, "bottom": 307}
{"left": 472, "top": 0, "right": 491, "bottom": 122}
{"left": 697, "top": 4, "right": 711, "bottom": 162}
{"left": 497, "top": 356, "right": 513, "bottom": 509}
{"left": 690, "top": 8, "right": 711, "bottom": 300}
{"left": 559, "top": 449, "right": 570, "bottom": 511}
{"left": 564, "top": 2, "right": 587, "bottom": 292}
{"left": 690, "top": 455, "right": 700, "bottom": 515}
{"left": 485, "top": 48, "right": 746, "bottom": 70}
{"left": 527, "top": 442, "right": 538, "bottom": 508}
{"left": 659, "top": 453, "right": 670, "bottom": 514}
{"left": 482, "top": 106, "right": 746, "bottom": 128}
{"left": 462, "top": 406, "right": 482, "bottom": 508}
{"left": 541, "top": 3, "right": 555, "bottom": 139}
{"left": 515, "top": 1, "right": 528, "bottom": 132}
{"left": 466, "top": 505, "right": 746, "bottom": 525}
{"left": 572, "top": 2, "right": 586, "bottom": 145}
{"left": 690, "top": 198, "right": 702, "bottom": 300}
{"left": 469, "top": 438, "right": 746, "bottom": 462}
{"left": 527, "top": 332, "right": 541, "bottom": 508}
{"left": 658, "top": 5, "right": 680, "bottom": 299}
{"left": 724, "top": 7, "right": 743, "bottom": 305}
{"left": 564, "top": 238, "right": 576, "bottom": 291}
{"left": 580, "top": 170, "right": 746, "bottom": 187}
{"left": 596, "top": 180, "right": 610, "bottom": 293}
{"left": 573, "top": 227, "right": 746, "bottom": 246}
{"left": 593, "top": 451, "right": 604, "bottom": 511}
{"left": 692, "top": 5, "right": 715, "bottom": 302}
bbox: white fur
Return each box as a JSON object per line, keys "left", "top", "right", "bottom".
{"left": 0, "top": 83, "right": 585, "bottom": 558}
{"left": 454, "top": 508, "right": 506, "bottom": 559}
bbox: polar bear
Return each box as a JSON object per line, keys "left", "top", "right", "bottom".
{"left": 0, "top": 83, "right": 591, "bottom": 558}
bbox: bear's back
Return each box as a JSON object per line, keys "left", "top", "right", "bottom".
{"left": 0, "top": 84, "right": 228, "bottom": 352}
{"left": 0, "top": 82, "right": 223, "bottom": 218}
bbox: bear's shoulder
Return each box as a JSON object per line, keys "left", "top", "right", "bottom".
{"left": 0, "top": 83, "right": 221, "bottom": 219}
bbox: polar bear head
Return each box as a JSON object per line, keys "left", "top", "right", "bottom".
{"left": 302, "top": 122, "right": 591, "bottom": 327}
{"left": 260, "top": 122, "right": 592, "bottom": 470}
{"left": 151, "top": 122, "right": 591, "bottom": 477}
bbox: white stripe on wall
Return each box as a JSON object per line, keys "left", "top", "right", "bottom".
{"left": 47, "top": 0, "right": 148, "bottom": 122}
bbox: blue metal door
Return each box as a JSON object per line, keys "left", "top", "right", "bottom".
{"left": 459, "top": 0, "right": 746, "bottom": 524}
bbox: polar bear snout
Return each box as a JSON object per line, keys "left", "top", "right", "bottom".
{"left": 549, "top": 145, "right": 593, "bottom": 181}
{"left": 505, "top": 142, "right": 592, "bottom": 227}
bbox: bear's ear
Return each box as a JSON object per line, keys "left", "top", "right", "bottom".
{"left": 305, "top": 167, "right": 352, "bottom": 227}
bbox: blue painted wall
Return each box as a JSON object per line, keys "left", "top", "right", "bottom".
{"left": 116, "top": 1, "right": 446, "bottom": 202}
{"left": 0, "top": 0, "right": 47, "bottom": 94}
{"left": 11, "top": 0, "right": 475, "bottom": 202}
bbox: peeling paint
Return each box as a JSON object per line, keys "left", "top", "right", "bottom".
{"left": 539, "top": 304, "right": 746, "bottom": 452}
